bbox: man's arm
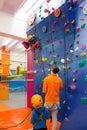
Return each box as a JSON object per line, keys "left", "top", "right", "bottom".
{"left": 42, "top": 79, "right": 47, "bottom": 93}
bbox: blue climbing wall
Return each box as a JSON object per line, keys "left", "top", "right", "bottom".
{"left": 27, "top": 0, "right": 87, "bottom": 130}
{"left": 60, "top": 0, "right": 87, "bottom": 130}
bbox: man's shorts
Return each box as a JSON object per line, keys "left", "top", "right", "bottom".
{"left": 44, "top": 102, "right": 60, "bottom": 111}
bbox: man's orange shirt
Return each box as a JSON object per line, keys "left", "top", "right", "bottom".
{"left": 42, "top": 74, "right": 63, "bottom": 104}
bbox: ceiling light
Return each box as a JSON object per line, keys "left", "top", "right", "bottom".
{"left": 6, "top": 40, "right": 19, "bottom": 50}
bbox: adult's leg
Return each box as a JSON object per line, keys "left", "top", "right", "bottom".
{"left": 51, "top": 110, "right": 58, "bottom": 130}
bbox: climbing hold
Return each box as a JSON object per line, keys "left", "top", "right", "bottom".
{"left": 27, "top": 35, "right": 34, "bottom": 40}
{"left": 83, "top": 4, "right": 87, "bottom": 15}
{"left": 67, "top": 66, "right": 71, "bottom": 70}
{"left": 64, "top": 117, "right": 69, "bottom": 122}
{"left": 65, "top": 29, "right": 70, "bottom": 33}
{"left": 85, "top": 75, "right": 87, "bottom": 83}
{"left": 73, "top": 0, "right": 78, "bottom": 5}
{"left": 39, "top": 14, "right": 41, "bottom": 17}
{"left": 27, "top": 12, "right": 36, "bottom": 26}
{"left": 46, "top": 39, "right": 50, "bottom": 43}
{"left": 41, "top": 57, "right": 47, "bottom": 62}
{"left": 76, "top": 40, "right": 79, "bottom": 44}
{"left": 53, "top": 55, "right": 57, "bottom": 58}
{"left": 72, "top": 78, "right": 76, "bottom": 82}
{"left": 34, "top": 59, "right": 39, "bottom": 64}
{"left": 54, "top": 9, "right": 61, "bottom": 17}
{"left": 66, "top": 58, "right": 70, "bottom": 62}
{"left": 80, "top": 52, "right": 86, "bottom": 57}
{"left": 54, "top": 21, "right": 57, "bottom": 26}
{"left": 80, "top": 18, "right": 85, "bottom": 21}
{"left": 47, "top": 10, "right": 50, "bottom": 14}
{"left": 70, "top": 50, "right": 74, "bottom": 53}
{"left": 69, "top": 6, "right": 73, "bottom": 11}
{"left": 71, "top": 20, "right": 75, "bottom": 24}
{"left": 46, "top": 0, "right": 51, "bottom": 3}
{"left": 80, "top": 97, "right": 87, "bottom": 104}
{"left": 79, "top": 4, "right": 83, "bottom": 8}
{"left": 44, "top": 8, "right": 48, "bottom": 13}
{"left": 78, "top": 59, "right": 87, "bottom": 67}
{"left": 22, "top": 41, "right": 29, "bottom": 49}
{"left": 73, "top": 69, "right": 78, "bottom": 74}
{"left": 68, "top": 0, "right": 71, "bottom": 3}
{"left": 69, "top": 43, "right": 73, "bottom": 48}
{"left": 39, "top": 5, "right": 42, "bottom": 9}
{"left": 63, "top": 100, "right": 67, "bottom": 105}
{"left": 28, "top": 35, "right": 36, "bottom": 45}
{"left": 70, "top": 84, "right": 76, "bottom": 91}
{"left": 75, "top": 26, "right": 80, "bottom": 31}
{"left": 64, "top": 21, "right": 69, "bottom": 27}
{"left": 49, "top": 61, "right": 54, "bottom": 65}
{"left": 60, "top": 59, "right": 65, "bottom": 64}
{"left": 52, "top": 7, "right": 55, "bottom": 11}
{"left": 42, "top": 26, "right": 47, "bottom": 33}
{"left": 75, "top": 46, "right": 79, "bottom": 51}
{"left": 76, "top": 33, "right": 79, "bottom": 37}
{"left": 62, "top": 15, "right": 66, "bottom": 18}
{"left": 62, "top": 65, "right": 66, "bottom": 69}
{"left": 67, "top": 106, "right": 71, "bottom": 110}
{"left": 81, "top": 23, "right": 86, "bottom": 29}
{"left": 66, "top": 51, "right": 69, "bottom": 55}
{"left": 41, "top": 17, "right": 44, "bottom": 20}
{"left": 81, "top": 44, "right": 86, "bottom": 50}
{"left": 35, "top": 41, "right": 40, "bottom": 48}
{"left": 51, "top": 29, "right": 55, "bottom": 33}
{"left": 75, "top": 54, "right": 78, "bottom": 58}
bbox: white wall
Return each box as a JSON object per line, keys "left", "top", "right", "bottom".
{"left": 0, "top": 12, "right": 27, "bottom": 40}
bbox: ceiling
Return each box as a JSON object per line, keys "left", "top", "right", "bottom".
{"left": 0, "top": 0, "right": 65, "bottom": 71}
{"left": 0, "top": 0, "right": 27, "bottom": 70}
{"left": 0, "top": 0, "right": 26, "bottom": 15}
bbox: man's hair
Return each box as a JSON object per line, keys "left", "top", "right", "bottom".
{"left": 52, "top": 66, "right": 60, "bottom": 74}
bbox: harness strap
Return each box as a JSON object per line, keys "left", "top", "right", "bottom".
{"left": 34, "top": 107, "right": 45, "bottom": 127}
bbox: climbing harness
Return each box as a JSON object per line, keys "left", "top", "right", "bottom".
{"left": 34, "top": 107, "right": 46, "bottom": 127}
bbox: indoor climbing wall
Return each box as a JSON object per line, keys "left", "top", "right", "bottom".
{"left": 26, "top": 0, "right": 87, "bottom": 130}
{"left": 61, "top": 0, "right": 87, "bottom": 130}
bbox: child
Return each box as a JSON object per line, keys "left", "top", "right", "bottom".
{"left": 30, "top": 94, "right": 50, "bottom": 130}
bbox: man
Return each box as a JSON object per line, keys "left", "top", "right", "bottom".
{"left": 42, "top": 66, "right": 63, "bottom": 130}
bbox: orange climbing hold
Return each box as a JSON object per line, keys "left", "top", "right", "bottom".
{"left": 54, "top": 9, "right": 61, "bottom": 17}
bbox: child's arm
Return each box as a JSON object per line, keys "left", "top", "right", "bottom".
{"left": 30, "top": 111, "right": 36, "bottom": 125}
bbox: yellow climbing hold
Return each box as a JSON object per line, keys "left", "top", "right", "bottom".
{"left": 80, "top": 52, "right": 86, "bottom": 57}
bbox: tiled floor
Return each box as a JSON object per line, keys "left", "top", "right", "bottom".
{"left": 0, "top": 92, "right": 27, "bottom": 108}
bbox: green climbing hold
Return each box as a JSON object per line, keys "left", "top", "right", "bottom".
{"left": 41, "top": 17, "right": 44, "bottom": 20}
{"left": 42, "top": 26, "right": 47, "bottom": 32}
{"left": 80, "top": 97, "right": 87, "bottom": 104}
{"left": 78, "top": 59, "right": 87, "bottom": 67}
{"left": 81, "top": 23, "right": 86, "bottom": 29}
{"left": 39, "top": 14, "right": 41, "bottom": 17}
{"left": 39, "top": 5, "right": 42, "bottom": 9}
{"left": 85, "top": 75, "right": 87, "bottom": 83}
